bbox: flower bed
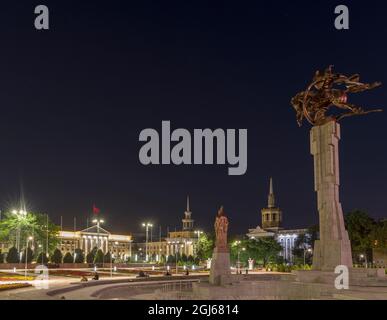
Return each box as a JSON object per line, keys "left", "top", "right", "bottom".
{"left": 0, "top": 272, "right": 35, "bottom": 281}
{"left": 0, "top": 283, "right": 32, "bottom": 291}
{"left": 49, "top": 270, "right": 93, "bottom": 278}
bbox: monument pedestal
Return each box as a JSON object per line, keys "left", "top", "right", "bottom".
{"left": 310, "top": 121, "right": 352, "bottom": 270}
{"left": 209, "top": 249, "right": 231, "bottom": 285}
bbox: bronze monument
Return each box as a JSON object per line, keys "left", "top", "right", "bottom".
{"left": 209, "top": 206, "right": 231, "bottom": 285}
{"left": 214, "top": 206, "right": 229, "bottom": 252}
{"left": 291, "top": 66, "right": 382, "bottom": 272}
{"left": 291, "top": 65, "right": 382, "bottom": 127}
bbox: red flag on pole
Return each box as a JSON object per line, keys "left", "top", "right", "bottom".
{"left": 93, "top": 204, "right": 100, "bottom": 215}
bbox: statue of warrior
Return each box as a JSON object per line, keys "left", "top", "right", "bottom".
{"left": 290, "top": 66, "right": 382, "bottom": 127}
{"left": 214, "top": 206, "right": 229, "bottom": 250}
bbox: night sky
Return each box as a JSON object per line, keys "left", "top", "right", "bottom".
{"left": 0, "top": 1, "right": 386, "bottom": 238}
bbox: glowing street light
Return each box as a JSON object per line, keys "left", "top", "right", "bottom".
{"left": 92, "top": 218, "right": 104, "bottom": 250}
{"left": 142, "top": 222, "right": 153, "bottom": 262}
{"left": 25, "top": 236, "right": 33, "bottom": 279}
{"left": 303, "top": 248, "right": 313, "bottom": 266}
{"left": 11, "top": 208, "right": 28, "bottom": 251}
{"left": 233, "top": 241, "right": 245, "bottom": 274}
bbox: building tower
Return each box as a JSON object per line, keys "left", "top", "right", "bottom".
{"left": 261, "top": 178, "right": 282, "bottom": 230}
{"left": 182, "top": 195, "right": 194, "bottom": 231}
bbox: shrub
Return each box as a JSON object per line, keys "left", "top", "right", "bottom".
{"left": 74, "top": 248, "right": 84, "bottom": 263}
{"left": 86, "top": 247, "right": 97, "bottom": 263}
{"left": 104, "top": 251, "right": 114, "bottom": 263}
{"left": 21, "top": 247, "right": 34, "bottom": 263}
{"left": 51, "top": 249, "right": 63, "bottom": 264}
{"left": 94, "top": 249, "right": 104, "bottom": 264}
{"left": 6, "top": 247, "right": 19, "bottom": 263}
{"left": 63, "top": 252, "right": 73, "bottom": 263}
{"left": 36, "top": 252, "right": 49, "bottom": 264}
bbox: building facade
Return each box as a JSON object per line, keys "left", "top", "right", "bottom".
{"left": 247, "top": 178, "right": 308, "bottom": 263}
{"left": 59, "top": 221, "right": 132, "bottom": 262}
{"left": 137, "top": 196, "right": 200, "bottom": 261}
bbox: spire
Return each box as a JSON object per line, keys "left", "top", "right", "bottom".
{"left": 183, "top": 195, "right": 194, "bottom": 231}
{"left": 186, "top": 195, "right": 190, "bottom": 212}
{"left": 268, "top": 177, "right": 275, "bottom": 208}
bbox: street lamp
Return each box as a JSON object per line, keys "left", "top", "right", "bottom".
{"left": 360, "top": 254, "right": 368, "bottom": 268}
{"left": 11, "top": 209, "right": 28, "bottom": 252}
{"left": 25, "top": 236, "right": 33, "bottom": 279}
{"left": 142, "top": 222, "right": 153, "bottom": 262}
{"left": 233, "top": 241, "right": 245, "bottom": 274}
{"left": 93, "top": 219, "right": 104, "bottom": 250}
{"left": 194, "top": 230, "right": 203, "bottom": 257}
{"left": 303, "top": 248, "right": 313, "bottom": 266}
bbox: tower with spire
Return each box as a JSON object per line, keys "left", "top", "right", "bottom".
{"left": 261, "top": 178, "right": 282, "bottom": 230}
{"left": 182, "top": 195, "right": 194, "bottom": 231}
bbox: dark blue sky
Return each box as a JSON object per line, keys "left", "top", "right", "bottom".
{"left": 0, "top": 1, "right": 386, "bottom": 237}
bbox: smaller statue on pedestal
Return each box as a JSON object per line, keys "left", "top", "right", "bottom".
{"left": 214, "top": 206, "right": 229, "bottom": 252}
{"left": 209, "top": 206, "right": 231, "bottom": 285}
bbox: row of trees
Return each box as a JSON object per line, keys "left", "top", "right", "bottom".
{"left": 345, "top": 210, "right": 387, "bottom": 264}
{"left": 195, "top": 232, "right": 284, "bottom": 267}
{"left": 161, "top": 253, "right": 199, "bottom": 265}
{"left": 0, "top": 246, "right": 114, "bottom": 265}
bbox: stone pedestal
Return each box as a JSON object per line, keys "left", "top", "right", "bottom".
{"left": 310, "top": 121, "right": 352, "bottom": 271}
{"left": 209, "top": 248, "right": 231, "bottom": 285}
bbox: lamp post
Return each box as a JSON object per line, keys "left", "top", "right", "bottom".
{"left": 12, "top": 209, "right": 27, "bottom": 252}
{"left": 25, "top": 236, "right": 33, "bottom": 279}
{"left": 92, "top": 218, "right": 104, "bottom": 250}
{"left": 360, "top": 254, "right": 368, "bottom": 269}
{"left": 303, "top": 248, "right": 313, "bottom": 266}
{"left": 194, "top": 230, "right": 203, "bottom": 257}
{"left": 142, "top": 222, "right": 152, "bottom": 262}
{"left": 233, "top": 241, "right": 245, "bottom": 274}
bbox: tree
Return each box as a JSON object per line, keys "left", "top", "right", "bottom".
{"left": 371, "top": 219, "right": 387, "bottom": 249}
{"left": 86, "top": 247, "right": 98, "bottom": 263}
{"left": 6, "top": 247, "right": 19, "bottom": 263}
{"left": 196, "top": 233, "right": 214, "bottom": 260}
{"left": 104, "top": 251, "right": 114, "bottom": 263}
{"left": 0, "top": 250, "right": 4, "bottom": 263}
{"left": 74, "top": 248, "right": 84, "bottom": 263}
{"left": 36, "top": 252, "right": 49, "bottom": 264}
{"left": 51, "top": 248, "right": 63, "bottom": 264}
{"left": 236, "top": 238, "right": 282, "bottom": 267}
{"left": 167, "top": 255, "right": 175, "bottom": 263}
{"left": 21, "top": 247, "right": 34, "bottom": 263}
{"left": 63, "top": 252, "right": 73, "bottom": 263}
{"left": 292, "top": 228, "right": 316, "bottom": 265}
{"left": 0, "top": 211, "right": 60, "bottom": 255}
{"left": 94, "top": 249, "right": 104, "bottom": 264}
{"left": 345, "top": 210, "right": 375, "bottom": 262}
